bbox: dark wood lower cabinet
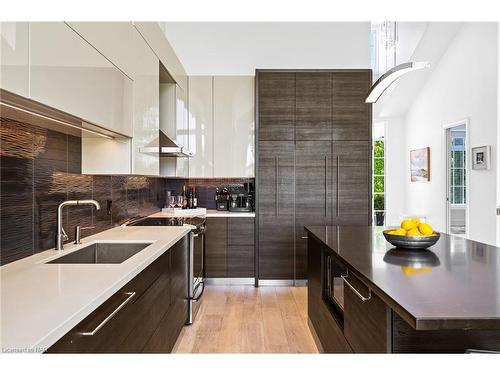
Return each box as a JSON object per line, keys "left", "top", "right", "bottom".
{"left": 205, "top": 218, "right": 228, "bottom": 277}
{"left": 392, "top": 314, "right": 500, "bottom": 353}
{"left": 205, "top": 217, "right": 255, "bottom": 278}
{"left": 307, "top": 237, "right": 352, "bottom": 353}
{"left": 143, "top": 235, "right": 189, "bottom": 353}
{"left": 307, "top": 235, "right": 500, "bottom": 353}
{"left": 47, "top": 235, "right": 189, "bottom": 353}
{"left": 343, "top": 272, "right": 390, "bottom": 353}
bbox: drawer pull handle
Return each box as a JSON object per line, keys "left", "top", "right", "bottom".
{"left": 300, "top": 236, "right": 309, "bottom": 239}
{"left": 81, "top": 292, "right": 136, "bottom": 336}
{"left": 341, "top": 275, "right": 371, "bottom": 302}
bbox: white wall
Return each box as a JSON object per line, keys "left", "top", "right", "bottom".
{"left": 497, "top": 24, "right": 500, "bottom": 246}
{"left": 388, "top": 23, "right": 498, "bottom": 245}
{"left": 384, "top": 117, "right": 407, "bottom": 226}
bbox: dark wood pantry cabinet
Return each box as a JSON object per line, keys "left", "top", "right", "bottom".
{"left": 256, "top": 70, "right": 372, "bottom": 282}
{"left": 46, "top": 235, "right": 189, "bottom": 353}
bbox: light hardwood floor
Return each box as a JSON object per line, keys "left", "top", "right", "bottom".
{"left": 173, "top": 286, "right": 319, "bottom": 353}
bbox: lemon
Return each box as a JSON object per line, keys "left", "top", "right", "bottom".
{"left": 418, "top": 223, "right": 434, "bottom": 236}
{"left": 411, "top": 217, "right": 421, "bottom": 226}
{"left": 407, "top": 227, "right": 422, "bottom": 236}
{"left": 401, "top": 219, "right": 418, "bottom": 231}
{"left": 392, "top": 228, "right": 407, "bottom": 236}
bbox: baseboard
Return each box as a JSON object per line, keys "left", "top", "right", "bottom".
{"left": 308, "top": 318, "right": 324, "bottom": 353}
{"left": 204, "top": 277, "right": 255, "bottom": 285}
{"left": 258, "top": 279, "right": 308, "bottom": 286}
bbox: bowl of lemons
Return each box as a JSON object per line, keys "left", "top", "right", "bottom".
{"left": 383, "top": 218, "right": 440, "bottom": 250}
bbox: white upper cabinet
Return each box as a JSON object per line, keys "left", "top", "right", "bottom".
{"left": 214, "top": 76, "right": 255, "bottom": 177}
{"left": 175, "top": 84, "right": 189, "bottom": 177}
{"left": 130, "top": 26, "right": 160, "bottom": 176}
{"left": 29, "top": 22, "right": 133, "bottom": 137}
{"left": 134, "top": 22, "right": 188, "bottom": 91}
{"left": 66, "top": 22, "right": 135, "bottom": 79}
{"left": 188, "top": 76, "right": 214, "bottom": 177}
{"left": 0, "top": 22, "right": 29, "bottom": 97}
{"left": 188, "top": 76, "right": 255, "bottom": 178}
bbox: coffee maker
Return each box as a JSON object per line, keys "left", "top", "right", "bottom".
{"left": 215, "top": 187, "right": 229, "bottom": 211}
{"left": 228, "top": 184, "right": 253, "bottom": 212}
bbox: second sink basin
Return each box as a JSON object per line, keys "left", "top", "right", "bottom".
{"left": 47, "top": 242, "right": 153, "bottom": 264}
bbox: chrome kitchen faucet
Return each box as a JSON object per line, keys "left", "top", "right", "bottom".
{"left": 56, "top": 200, "right": 100, "bottom": 251}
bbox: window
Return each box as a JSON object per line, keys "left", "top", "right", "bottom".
{"left": 450, "top": 131, "right": 466, "bottom": 204}
{"left": 373, "top": 138, "right": 385, "bottom": 225}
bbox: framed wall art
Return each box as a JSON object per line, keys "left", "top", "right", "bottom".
{"left": 410, "top": 147, "right": 430, "bottom": 182}
{"left": 472, "top": 146, "right": 490, "bottom": 170}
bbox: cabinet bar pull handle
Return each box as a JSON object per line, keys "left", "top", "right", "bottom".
{"left": 341, "top": 275, "right": 371, "bottom": 302}
{"left": 81, "top": 292, "right": 136, "bottom": 336}
{"left": 275, "top": 155, "right": 279, "bottom": 217}
{"left": 326, "top": 255, "right": 332, "bottom": 297}
{"left": 336, "top": 155, "right": 340, "bottom": 217}
{"left": 324, "top": 155, "right": 327, "bottom": 217}
{"left": 301, "top": 236, "right": 309, "bottom": 239}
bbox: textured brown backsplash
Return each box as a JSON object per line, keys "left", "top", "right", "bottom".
{"left": 0, "top": 117, "right": 165, "bottom": 265}
{"left": 0, "top": 117, "right": 253, "bottom": 265}
{"left": 166, "top": 177, "right": 254, "bottom": 209}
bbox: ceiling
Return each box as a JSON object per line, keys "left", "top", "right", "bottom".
{"left": 374, "top": 22, "right": 464, "bottom": 118}
{"left": 160, "top": 22, "right": 371, "bottom": 75}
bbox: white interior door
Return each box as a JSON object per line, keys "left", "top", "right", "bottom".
{"left": 445, "top": 121, "right": 468, "bottom": 237}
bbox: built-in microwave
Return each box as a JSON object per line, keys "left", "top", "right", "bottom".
{"left": 323, "top": 250, "right": 347, "bottom": 326}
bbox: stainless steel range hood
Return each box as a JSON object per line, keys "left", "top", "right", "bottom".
{"left": 140, "top": 130, "right": 192, "bottom": 157}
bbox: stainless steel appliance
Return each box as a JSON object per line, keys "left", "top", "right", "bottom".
{"left": 122, "top": 215, "right": 206, "bottom": 324}
{"left": 228, "top": 186, "right": 252, "bottom": 212}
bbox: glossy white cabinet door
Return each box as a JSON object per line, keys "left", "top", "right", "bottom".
{"left": 188, "top": 76, "right": 214, "bottom": 177}
{"left": 29, "top": 22, "right": 133, "bottom": 137}
{"left": 131, "top": 27, "right": 160, "bottom": 176}
{"left": 214, "top": 76, "right": 255, "bottom": 177}
{"left": 67, "top": 22, "right": 135, "bottom": 79}
{"left": 134, "top": 22, "right": 188, "bottom": 91}
{"left": 176, "top": 85, "right": 189, "bottom": 177}
{"left": 0, "top": 22, "right": 29, "bottom": 97}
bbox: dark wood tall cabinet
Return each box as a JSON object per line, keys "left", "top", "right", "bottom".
{"left": 256, "top": 70, "right": 372, "bottom": 283}
{"left": 257, "top": 141, "right": 295, "bottom": 280}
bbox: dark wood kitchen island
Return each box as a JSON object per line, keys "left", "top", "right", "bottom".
{"left": 305, "top": 225, "right": 500, "bottom": 353}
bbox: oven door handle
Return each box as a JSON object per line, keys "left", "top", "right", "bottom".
{"left": 191, "top": 280, "right": 205, "bottom": 302}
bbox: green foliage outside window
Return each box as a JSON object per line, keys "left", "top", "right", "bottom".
{"left": 374, "top": 158, "right": 384, "bottom": 176}
{"left": 374, "top": 140, "right": 384, "bottom": 157}
{"left": 374, "top": 194, "right": 385, "bottom": 210}
{"left": 374, "top": 176, "right": 384, "bottom": 193}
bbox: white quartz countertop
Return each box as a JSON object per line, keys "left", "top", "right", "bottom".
{"left": 149, "top": 209, "right": 255, "bottom": 219}
{"left": 0, "top": 226, "right": 190, "bottom": 353}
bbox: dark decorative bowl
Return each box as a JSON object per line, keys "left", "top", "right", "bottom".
{"left": 383, "top": 230, "right": 440, "bottom": 250}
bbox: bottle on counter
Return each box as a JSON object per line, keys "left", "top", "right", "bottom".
{"left": 192, "top": 187, "right": 198, "bottom": 209}
{"left": 188, "top": 187, "right": 194, "bottom": 209}
{"left": 182, "top": 185, "right": 188, "bottom": 209}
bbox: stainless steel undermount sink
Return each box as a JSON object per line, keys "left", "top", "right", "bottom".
{"left": 46, "top": 242, "right": 153, "bottom": 264}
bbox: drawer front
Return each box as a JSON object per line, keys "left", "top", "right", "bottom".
{"left": 227, "top": 245, "right": 254, "bottom": 277}
{"left": 227, "top": 218, "right": 255, "bottom": 246}
{"left": 47, "top": 249, "right": 170, "bottom": 353}
{"left": 143, "top": 235, "right": 189, "bottom": 352}
{"left": 205, "top": 218, "right": 227, "bottom": 277}
{"left": 343, "top": 271, "right": 389, "bottom": 353}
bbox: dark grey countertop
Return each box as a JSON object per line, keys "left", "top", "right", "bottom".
{"left": 305, "top": 225, "right": 500, "bottom": 330}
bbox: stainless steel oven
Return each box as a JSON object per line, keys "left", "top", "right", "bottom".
{"left": 187, "top": 217, "right": 206, "bottom": 324}
{"left": 121, "top": 215, "right": 206, "bottom": 325}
